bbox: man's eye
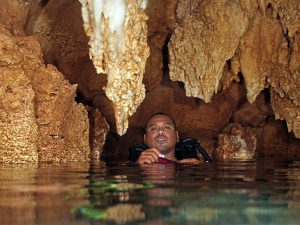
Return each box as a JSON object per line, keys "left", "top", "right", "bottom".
{"left": 164, "top": 125, "right": 173, "bottom": 130}
{"left": 150, "top": 127, "right": 158, "bottom": 132}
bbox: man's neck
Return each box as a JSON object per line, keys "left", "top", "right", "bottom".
{"left": 164, "top": 150, "right": 176, "bottom": 161}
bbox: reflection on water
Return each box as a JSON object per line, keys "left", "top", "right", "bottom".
{"left": 1, "top": 160, "right": 300, "bottom": 225}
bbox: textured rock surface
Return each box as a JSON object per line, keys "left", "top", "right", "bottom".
{"left": 169, "top": 0, "right": 250, "bottom": 102}
{"left": 233, "top": 92, "right": 274, "bottom": 127}
{"left": 0, "top": 32, "right": 90, "bottom": 162}
{"left": 1, "top": 0, "right": 300, "bottom": 161}
{"left": 0, "top": 41, "right": 39, "bottom": 163}
{"left": 129, "top": 83, "right": 233, "bottom": 134}
{"left": 239, "top": 1, "right": 300, "bottom": 138}
{"left": 169, "top": 0, "right": 300, "bottom": 140}
{"left": 80, "top": 0, "right": 149, "bottom": 135}
{"left": 215, "top": 123, "right": 257, "bottom": 160}
{"left": 25, "top": 0, "right": 115, "bottom": 126}
{"left": 87, "top": 107, "right": 109, "bottom": 160}
{"left": 271, "top": 89, "right": 300, "bottom": 139}
{"left": 143, "top": 0, "right": 177, "bottom": 91}
{"left": 261, "top": 118, "right": 289, "bottom": 157}
{"left": 0, "top": 1, "right": 38, "bottom": 163}
{"left": 0, "top": 0, "right": 92, "bottom": 162}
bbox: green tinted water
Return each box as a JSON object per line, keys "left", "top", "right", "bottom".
{"left": 1, "top": 160, "right": 300, "bottom": 225}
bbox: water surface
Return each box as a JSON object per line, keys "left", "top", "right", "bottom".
{"left": 1, "top": 159, "right": 300, "bottom": 225}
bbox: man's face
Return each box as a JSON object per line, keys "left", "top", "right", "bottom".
{"left": 144, "top": 115, "right": 178, "bottom": 155}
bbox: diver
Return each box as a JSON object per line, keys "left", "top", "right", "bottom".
{"left": 129, "top": 112, "right": 212, "bottom": 164}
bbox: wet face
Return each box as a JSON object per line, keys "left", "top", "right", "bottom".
{"left": 144, "top": 115, "right": 178, "bottom": 155}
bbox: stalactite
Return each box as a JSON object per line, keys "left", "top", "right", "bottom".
{"left": 79, "top": 0, "right": 149, "bottom": 135}
{"left": 169, "top": 0, "right": 249, "bottom": 103}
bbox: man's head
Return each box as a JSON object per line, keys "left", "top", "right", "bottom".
{"left": 144, "top": 113, "right": 179, "bottom": 156}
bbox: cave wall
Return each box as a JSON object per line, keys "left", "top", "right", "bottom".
{"left": 27, "top": 0, "right": 299, "bottom": 158}
{"left": 1, "top": 0, "right": 300, "bottom": 162}
{"left": 0, "top": 0, "right": 109, "bottom": 163}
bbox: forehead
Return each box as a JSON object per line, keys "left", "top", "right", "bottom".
{"left": 146, "top": 115, "right": 174, "bottom": 127}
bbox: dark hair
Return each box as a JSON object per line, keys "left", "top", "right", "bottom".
{"left": 145, "top": 112, "right": 177, "bottom": 133}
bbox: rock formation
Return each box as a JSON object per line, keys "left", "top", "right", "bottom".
{"left": 87, "top": 107, "right": 110, "bottom": 160}
{"left": 169, "top": 0, "right": 300, "bottom": 143}
{"left": 169, "top": 0, "right": 250, "bottom": 102}
{"left": 0, "top": 0, "right": 109, "bottom": 163}
{"left": 215, "top": 123, "right": 257, "bottom": 160}
{"left": 0, "top": 41, "right": 39, "bottom": 163}
{"left": 79, "top": 0, "right": 149, "bottom": 135}
{"left": 0, "top": 32, "right": 90, "bottom": 162}
{"left": 1, "top": 0, "right": 300, "bottom": 162}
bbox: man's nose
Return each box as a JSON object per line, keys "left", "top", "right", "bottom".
{"left": 157, "top": 127, "right": 165, "bottom": 134}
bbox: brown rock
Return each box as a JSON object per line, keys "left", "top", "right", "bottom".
{"left": 25, "top": 0, "right": 89, "bottom": 65}
{"left": 268, "top": 0, "right": 300, "bottom": 38}
{"left": 2, "top": 0, "right": 300, "bottom": 161}
{"left": 32, "top": 64, "right": 90, "bottom": 162}
{"left": 0, "top": 63, "right": 39, "bottom": 163}
{"left": 146, "top": 0, "right": 176, "bottom": 34}
{"left": 0, "top": 2, "right": 39, "bottom": 163}
{"left": 143, "top": 0, "right": 177, "bottom": 90}
{"left": 289, "top": 34, "right": 300, "bottom": 73}
{"left": 271, "top": 89, "right": 300, "bottom": 139}
{"left": 91, "top": 93, "right": 115, "bottom": 126}
{"left": 25, "top": 0, "right": 111, "bottom": 117}
{"left": 173, "top": 93, "right": 232, "bottom": 134}
{"left": 214, "top": 123, "right": 257, "bottom": 160}
{"left": 223, "top": 81, "right": 247, "bottom": 111}
{"left": 87, "top": 107, "right": 109, "bottom": 160}
{"left": 261, "top": 119, "right": 289, "bottom": 157}
{"left": 239, "top": 2, "right": 300, "bottom": 137}
{"left": 169, "top": 0, "right": 250, "bottom": 102}
{"left": 240, "top": 12, "right": 281, "bottom": 103}
{"left": 0, "top": 25, "right": 90, "bottom": 162}
{"left": 130, "top": 83, "right": 233, "bottom": 134}
{"left": 219, "top": 58, "right": 241, "bottom": 92}
{"left": 288, "top": 135, "right": 300, "bottom": 160}
{"left": 233, "top": 92, "right": 273, "bottom": 127}
{"left": 102, "top": 126, "right": 144, "bottom": 161}
{"left": 143, "top": 34, "right": 165, "bottom": 91}
{"left": 0, "top": 0, "right": 28, "bottom": 36}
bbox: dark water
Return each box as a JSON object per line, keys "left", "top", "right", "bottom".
{"left": 1, "top": 159, "right": 300, "bottom": 225}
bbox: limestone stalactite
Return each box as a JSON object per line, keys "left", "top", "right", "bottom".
{"left": 240, "top": 0, "right": 300, "bottom": 137}
{"left": 79, "top": 0, "right": 149, "bottom": 135}
{"left": 169, "top": 0, "right": 250, "bottom": 103}
{"left": 271, "top": 89, "right": 300, "bottom": 139}
{"left": 169, "top": 0, "right": 300, "bottom": 139}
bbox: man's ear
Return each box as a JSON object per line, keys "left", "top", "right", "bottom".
{"left": 176, "top": 131, "right": 179, "bottom": 141}
{"left": 144, "top": 134, "right": 146, "bottom": 143}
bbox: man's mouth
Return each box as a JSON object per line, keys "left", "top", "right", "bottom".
{"left": 155, "top": 136, "right": 167, "bottom": 143}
